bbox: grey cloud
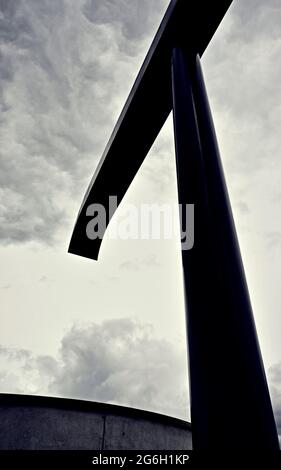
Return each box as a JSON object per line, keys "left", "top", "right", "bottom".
{"left": 201, "top": 0, "right": 281, "bottom": 183}
{"left": 1, "top": 319, "right": 280, "bottom": 434}
{"left": 82, "top": 0, "right": 168, "bottom": 43}
{"left": 0, "top": 344, "right": 31, "bottom": 361}
{"left": 229, "top": 0, "right": 281, "bottom": 43}
{"left": 0, "top": 0, "right": 32, "bottom": 46}
{"left": 0, "top": 318, "right": 189, "bottom": 420}
{"left": 0, "top": 0, "right": 170, "bottom": 246}
{"left": 0, "top": 184, "right": 66, "bottom": 245}
{"left": 0, "top": 344, "right": 58, "bottom": 394}
{"left": 0, "top": 0, "right": 86, "bottom": 244}
{"left": 51, "top": 318, "right": 188, "bottom": 419}
{"left": 1, "top": 0, "right": 279, "bottom": 247}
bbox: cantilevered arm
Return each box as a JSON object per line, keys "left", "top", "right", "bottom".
{"left": 68, "top": 0, "right": 233, "bottom": 260}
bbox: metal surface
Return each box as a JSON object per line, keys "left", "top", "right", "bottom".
{"left": 68, "top": 0, "right": 233, "bottom": 260}
{"left": 171, "top": 48, "right": 279, "bottom": 449}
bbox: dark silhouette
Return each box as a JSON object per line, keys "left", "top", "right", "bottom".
{"left": 69, "top": 0, "right": 279, "bottom": 450}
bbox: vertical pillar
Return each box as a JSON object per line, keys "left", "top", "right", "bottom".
{"left": 171, "top": 48, "right": 279, "bottom": 449}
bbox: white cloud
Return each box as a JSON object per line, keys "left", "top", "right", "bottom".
{"left": 1, "top": 316, "right": 280, "bottom": 438}
{"left": 0, "top": 318, "right": 189, "bottom": 421}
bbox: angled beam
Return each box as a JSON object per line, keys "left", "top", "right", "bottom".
{"left": 172, "top": 48, "right": 279, "bottom": 449}
{"left": 68, "top": 0, "right": 233, "bottom": 260}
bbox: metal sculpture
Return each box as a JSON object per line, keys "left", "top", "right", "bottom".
{"left": 68, "top": 0, "right": 279, "bottom": 450}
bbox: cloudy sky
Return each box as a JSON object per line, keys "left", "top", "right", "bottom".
{"left": 0, "top": 0, "right": 281, "bottom": 440}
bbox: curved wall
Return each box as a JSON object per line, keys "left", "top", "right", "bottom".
{"left": 0, "top": 394, "right": 192, "bottom": 450}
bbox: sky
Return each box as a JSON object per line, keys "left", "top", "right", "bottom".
{"left": 0, "top": 0, "right": 281, "bottom": 440}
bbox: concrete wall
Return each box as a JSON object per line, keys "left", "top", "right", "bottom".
{"left": 0, "top": 394, "right": 192, "bottom": 450}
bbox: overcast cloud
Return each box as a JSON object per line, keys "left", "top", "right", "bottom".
{"left": 0, "top": 318, "right": 189, "bottom": 420}
{"left": 0, "top": 316, "right": 280, "bottom": 440}
{"left": 1, "top": 0, "right": 281, "bottom": 246}
{"left": 0, "top": 0, "right": 169, "bottom": 245}
{"left": 204, "top": 0, "right": 281, "bottom": 174}
{"left": 1, "top": 0, "right": 281, "bottom": 441}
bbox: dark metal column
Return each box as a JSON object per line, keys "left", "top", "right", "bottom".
{"left": 171, "top": 48, "right": 279, "bottom": 450}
